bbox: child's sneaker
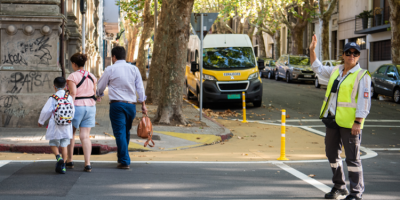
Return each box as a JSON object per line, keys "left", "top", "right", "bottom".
{"left": 55, "top": 157, "right": 65, "bottom": 174}
{"left": 60, "top": 162, "right": 66, "bottom": 174}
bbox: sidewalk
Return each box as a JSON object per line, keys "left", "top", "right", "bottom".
{"left": 0, "top": 84, "right": 331, "bottom": 162}
{"left": 0, "top": 88, "right": 230, "bottom": 154}
{"left": 0, "top": 118, "right": 332, "bottom": 162}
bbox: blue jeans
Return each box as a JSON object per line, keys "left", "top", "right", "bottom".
{"left": 109, "top": 102, "right": 136, "bottom": 165}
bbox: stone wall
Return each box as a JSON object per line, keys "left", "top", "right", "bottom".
{"left": 0, "top": 0, "right": 63, "bottom": 127}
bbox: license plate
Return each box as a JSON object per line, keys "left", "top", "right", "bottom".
{"left": 227, "top": 94, "right": 241, "bottom": 99}
{"left": 224, "top": 72, "right": 240, "bottom": 76}
{"left": 304, "top": 75, "right": 312, "bottom": 78}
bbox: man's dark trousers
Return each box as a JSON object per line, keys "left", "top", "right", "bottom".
{"left": 110, "top": 102, "right": 136, "bottom": 165}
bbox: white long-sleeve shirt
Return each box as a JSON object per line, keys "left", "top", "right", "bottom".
{"left": 311, "top": 59, "right": 371, "bottom": 118}
{"left": 96, "top": 60, "right": 146, "bottom": 102}
{"left": 38, "top": 90, "right": 74, "bottom": 140}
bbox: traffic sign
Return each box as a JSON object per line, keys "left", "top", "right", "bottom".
{"left": 190, "top": 13, "right": 218, "bottom": 39}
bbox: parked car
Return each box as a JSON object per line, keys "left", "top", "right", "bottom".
{"left": 315, "top": 60, "right": 341, "bottom": 88}
{"left": 275, "top": 54, "right": 314, "bottom": 83}
{"left": 371, "top": 64, "right": 400, "bottom": 103}
{"left": 260, "top": 59, "right": 276, "bottom": 79}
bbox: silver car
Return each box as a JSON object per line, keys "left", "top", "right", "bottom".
{"left": 275, "top": 54, "right": 315, "bottom": 83}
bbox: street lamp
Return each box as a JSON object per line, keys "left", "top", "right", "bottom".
{"left": 80, "top": 0, "right": 87, "bottom": 53}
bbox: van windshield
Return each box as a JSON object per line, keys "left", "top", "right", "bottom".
{"left": 203, "top": 47, "right": 256, "bottom": 70}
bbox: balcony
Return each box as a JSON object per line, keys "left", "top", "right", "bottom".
{"left": 354, "top": 6, "right": 391, "bottom": 34}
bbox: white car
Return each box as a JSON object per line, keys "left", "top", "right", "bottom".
{"left": 315, "top": 60, "right": 341, "bottom": 88}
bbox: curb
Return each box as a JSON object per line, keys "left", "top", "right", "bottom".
{"left": 0, "top": 144, "right": 117, "bottom": 154}
{"left": 202, "top": 113, "right": 233, "bottom": 142}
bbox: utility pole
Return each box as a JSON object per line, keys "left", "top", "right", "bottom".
{"left": 80, "top": 0, "right": 87, "bottom": 53}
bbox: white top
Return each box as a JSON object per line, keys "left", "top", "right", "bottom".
{"left": 38, "top": 90, "right": 74, "bottom": 140}
{"left": 311, "top": 58, "right": 371, "bottom": 118}
{"left": 96, "top": 60, "right": 146, "bottom": 102}
{"left": 203, "top": 34, "right": 253, "bottom": 48}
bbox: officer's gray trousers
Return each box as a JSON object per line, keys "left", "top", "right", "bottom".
{"left": 325, "top": 127, "right": 364, "bottom": 198}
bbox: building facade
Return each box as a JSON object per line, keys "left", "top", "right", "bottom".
{"left": 253, "top": 0, "right": 392, "bottom": 73}
{"left": 0, "top": 0, "right": 106, "bottom": 128}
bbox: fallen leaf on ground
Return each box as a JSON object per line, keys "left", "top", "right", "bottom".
{"left": 95, "top": 122, "right": 100, "bottom": 125}
{"left": 286, "top": 115, "right": 290, "bottom": 118}
{"left": 196, "top": 137, "right": 201, "bottom": 139}
{"left": 309, "top": 174, "right": 316, "bottom": 178}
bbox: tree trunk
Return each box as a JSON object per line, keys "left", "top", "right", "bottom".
{"left": 238, "top": 17, "right": 244, "bottom": 34}
{"left": 274, "top": 30, "right": 281, "bottom": 60}
{"left": 125, "top": 24, "right": 136, "bottom": 62}
{"left": 247, "top": 23, "right": 255, "bottom": 44}
{"left": 257, "top": 30, "right": 266, "bottom": 58}
{"left": 128, "top": 25, "right": 139, "bottom": 62}
{"left": 388, "top": 0, "right": 400, "bottom": 64}
{"left": 291, "top": 27, "right": 304, "bottom": 55}
{"left": 146, "top": 0, "right": 171, "bottom": 104}
{"left": 318, "top": 0, "right": 338, "bottom": 60}
{"left": 320, "top": 17, "right": 330, "bottom": 60}
{"left": 155, "top": 0, "right": 195, "bottom": 125}
{"left": 136, "top": 0, "right": 154, "bottom": 80}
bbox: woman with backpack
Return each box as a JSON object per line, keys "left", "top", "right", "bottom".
{"left": 66, "top": 53, "right": 97, "bottom": 172}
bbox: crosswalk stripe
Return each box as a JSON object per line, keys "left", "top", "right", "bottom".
{"left": 0, "top": 161, "right": 10, "bottom": 168}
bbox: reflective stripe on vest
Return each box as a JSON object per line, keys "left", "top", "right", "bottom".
{"left": 319, "top": 67, "right": 370, "bottom": 129}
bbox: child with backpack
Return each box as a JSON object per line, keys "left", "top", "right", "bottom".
{"left": 38, "top": 77, "right": 74, "bottom": 174}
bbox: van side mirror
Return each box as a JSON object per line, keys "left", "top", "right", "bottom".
{"left": 191, "top": 62, "right": 199, "bottom": 72}
{"left": 257, "top": 59, "right": 265, "bottom": 70}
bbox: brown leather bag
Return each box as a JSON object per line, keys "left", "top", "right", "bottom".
{"left": 137, "top": 115, "right": 155, "bottom": 147}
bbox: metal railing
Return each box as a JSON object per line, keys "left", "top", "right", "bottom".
{"left": 355, "top": 7, "right": 391, "bottom": 32}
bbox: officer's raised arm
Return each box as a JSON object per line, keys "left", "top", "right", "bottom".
{"left": 309, "top": 34, "right": 333, "bottom": 79}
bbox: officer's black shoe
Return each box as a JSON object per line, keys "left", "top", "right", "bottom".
{"left": 344, "top": 195, "right": 362, "bottom": 200}
{"left": 324, "top": 187, "right": 349, "bottom": 199}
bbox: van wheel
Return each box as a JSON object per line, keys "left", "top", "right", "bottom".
{"left": 267, "top": 71, "right": 272, "bottom": 79}
{"left": 253, "top": 101, "right": 262, "bottom": 107}
{"left": 186, "top": 82, "right": 193, "bottom": 99}
{"left": 275, "top": 71, "right": 280, "bottom": 81}
{"left": 394, "top": 88, "right": 400, "bottom": 104}
{"left": 371, "top": 84, "right": 378, "bottom": 99}
{"left": 315, "top": 78, "right": 320, "bottom": 88}
{"left": 286, "top": 72, "right": 291, "bottom": 83}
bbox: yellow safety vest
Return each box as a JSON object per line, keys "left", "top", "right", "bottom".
{"left": 319, "top": 67, "right": 370, "bottom": 129}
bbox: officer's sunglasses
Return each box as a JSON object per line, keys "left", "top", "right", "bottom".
{"left": 344, "top": 50, "right": 360, "bottom": 57}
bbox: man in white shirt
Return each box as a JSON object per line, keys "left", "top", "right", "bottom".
{"left": 97, "top": 46, "right": 148, "bottom": 169}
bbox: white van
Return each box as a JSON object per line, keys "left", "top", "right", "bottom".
{"left": 185, "top": 34, "right": 264, "bottom": 107}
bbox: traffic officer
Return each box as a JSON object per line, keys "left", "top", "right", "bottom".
{"left": 309, "top": 35, "right": 371, "bottom": 200}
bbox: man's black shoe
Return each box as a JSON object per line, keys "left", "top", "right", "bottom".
{"left": 324, "top": 187, "right": 349, "bottom": 199}
{"left": 344, "top": 195, "right": 362, "bottom": 200}
{"left": 117, "top": 164, "right": 130, "bottom": 169}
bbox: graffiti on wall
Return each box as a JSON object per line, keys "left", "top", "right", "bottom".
{"left": 2, "top": 36, "right": 53, "bottom": 66}
{"left": 0, "top": 71, "right": 52, "bottom": 127}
